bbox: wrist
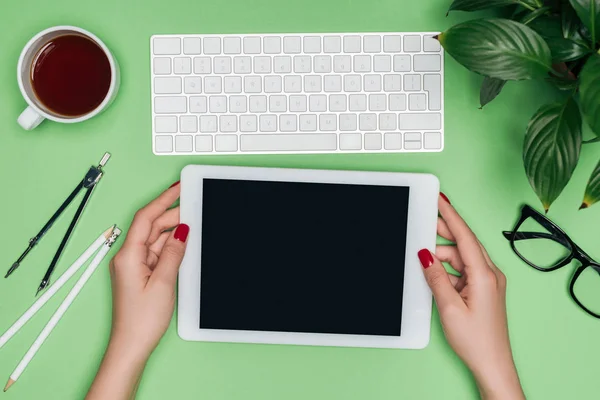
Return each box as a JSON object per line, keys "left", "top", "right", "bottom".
{"left": 473, "top": 359, "right": 525, "bottom": 400}
{"left": 105, "top": 336, "right": 153, "bottom": 368}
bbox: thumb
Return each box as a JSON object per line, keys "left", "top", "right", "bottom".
{"left": 418, "top": 249, "right": 462, "bottom": 311}
{"left": 151, "top": 224, "right": 189, "bottom": 288}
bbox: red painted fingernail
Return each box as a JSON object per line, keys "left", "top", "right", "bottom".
{"left": 169, "top": 180, "right": 180, "bottom": 189}
{"left": 174, "top": 224, "right": 189, "bottom": 242}
{"left": 440, "top": 192, "right": 451, "bottom": 204}
{"left": 418, "top": 249, "right": 434, "bottom": 269}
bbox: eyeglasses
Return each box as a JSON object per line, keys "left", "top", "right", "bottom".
{"left": 503, "top": 205, "right": 600, "bottom": 319}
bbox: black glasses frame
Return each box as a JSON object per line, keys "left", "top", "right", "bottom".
{"left": 503, "top": 205, "right": 600, "bottom": 319}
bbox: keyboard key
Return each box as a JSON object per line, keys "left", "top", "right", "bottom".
{"left": 203, "top": 37, "right": 221, "bottom": 54}
{"left": 240, "top": 134, "right": 337, "bottom": 152}
{"left": 364, "top": 133, "right": 382, "bottom": 150}
{"left": 284, "top": 75, "right": 302, "bottom": 93}
{"left": 323, "top": 36, "right": 341, "bottom": 53}
{"left": 234, "top": 56, "right": 252, "bottom": 74}
{"left": 155, "top": 135, "right": 173, "bottom": 152}
{"left": 334, "top": 55, "right": 352, "bottom": 73}
{"left": 155, "top": 97, "right": 187, "bottom": 113}
{"left": 314, "top": 55, "right": 332, "bottom": 73}
{"left": 399, "top": 113, "right": 442, "bottom": 130}
{"left": 353, "top": 55, "right": 371, "bottom": 72}
{"left": 359, "top": 113, "right": 377, "bottom": 131}
{"left": 265, "top": 76, "right": 282, "bottom": 93}
{"left": 215, "top": 134, "right": 238, "bottom": 151}
{"left": 364, "top": 75, "right": 382, "bottom": 92}
{"left": 223, "top": 37, "right": 242, "bottom": 54}
{"left": 280, "top": 115, "right": 297, "bottom": 132}
{"left": 249, "top": 95, "right": 267, "bottom": 112}
{"left": 329, "top": 94, "right": 347, "bottom": 112}
{"left": 319, "top": 114, "right": 337, "bottom": 131}
{"left": 183, "top": 38, "right": 201, "bottom": 55}
{"left": 339, "top": 113, "right": 357, "bottom": 131}
{"left": 414, "top": 55, "right": 441, "bottom": 72}
{"left": 204, "top": 76, "right": 222, "bottom": 93}
{"left": 195, "top": 135, "right": 213, "bottom": 152}
{"left": 363, "top": 35, "right": 381, "bottom": 52}
{"left": 274, "top": 56, "right": 292, "bottom": 73}
{"left": 404, "top": 132, "right": 422, "bottom": 150}
{"left": 423, "top": 36, "right": 441, "bottom": 52}
{"left": 245, "top": 76, "right": 262, "bottom": 93}
{"left": 349, "top": 94, "right": 367, "bottom": 111}
{"left": 214, "top": 56, "right": 232, "bottom": 74}
{"left": 240, "top": 115, "right": 258, "bottom": 132}
{"left": 180, "top": 116, "right": 198, "bottom": 133}
{"left": 155, "top": 77, "right": 182, "bottom": 94}
{"left": 294, "top": 56, "right": 312, "bottom": 73}
{"left": 339, "top": 133, "right": 362, "bottom": 150}
{"left": 344, "top": 75, "right": 361, "bottom": 92}
{"left": 304, "top": 75, "right": 322, "bottom": 92}
{"left": 424, "top": 74, "right": 442, "bottom": 111}
{"left": 379, "top": 113, "right": 397, "bottom": 130}
{"left": 254, "top": 56, "right": 272, "bottom": 73}
{"left": 209, "top": 96, "right": 227, "bottom": 113}
{"left": 224, "top": 76, "right": 242, "bottom": 93}
{"left": 383, "top": 35, "right": 402, "bottom": 53}
{"left": 324, "top": 75, "right": 342, "bottom": 92}
{"left": 269, "top": 95, "right": 287, "bottom": 112}
{"left": 404, "top": 74, "right": 421, "bottom": 91}
{"left": 283, "top": 36, "right": 301, "bottom": 53}
{"left": 424, "top": 132, "right": 442, "bottom": 149}
{"left": 176, "top": 135, "right": 194, "bottom": 152}
{"left": 404, "top": 35, "right": 421, "bottom": 52}
{"left": 384, "top": 133, "right": 402, "bottom": 150}
{"left": 384, "top": 74, "right": 402, "bottom": 92}
{"left": 194, "top": 57, "right": 212, "bottom": 74}
{"left": 155, "top": 116, "right": 177, "bottom": 133}
{"left": 299, "top": 114, "right": 317, "bottom": 131}
{"left": 153, "top": 37, "right": 181, "bottom": 55}
{"left": 393, "top": 55, "right": 411, "bottom": 72}
{"left": 369, "top": 94, "right": 386, "bottom": 111}
{"left": 264, "top": 36, "right": 282, "bottom": 54}
{"left": 344, "top": 35, "right": 361, "bottom": 53}
{"left": 229, "top": 95, "right": 247, "bottom": 112}
{"left": 219, "top": 115, "right": 237, "bottom": 132}
{"left": 374, "top": 55, "right": 391, "bottom": 72}
{"left": 290, "top": 95, "right": 308, "bottom": 112}
{"left": 184, "top": 77, "right": 202, "bottom": 94}
{"left": 304, "top": 36, "right": 321, "bottom": 53}
{"left": 200, "top": 115, "right": 218, "bottom": 132}
{"left": 389, "top": 94, "right": 407, "bottom": 111}
{"left": 173, "top": 57, "right": 192, "bottom": 74}
{"left": 243, "top": 37, "right": 261, "bottom": 54}
{"left": 409, "top": 93, "right": 427, "bottom": 111}
{"left": 260, "top": 114, "right": 277, "bottom": 131}
{"left": 189, "top": 96, "right": 207, "bottom": 113}
{"left": 153, "top": 58, "right": 171, "bottom": 75}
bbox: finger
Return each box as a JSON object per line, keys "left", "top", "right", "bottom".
{"left": 438, "top": 195, "right": 489, "bottom": 273}
{"left": 147, "top": 231, "right": 171, "bottom": 269}
{"left": 437, "top": 217, "right": 456, "bottom": 242}
{"left": 147, "top": 207, "right": 180, "bottom": 245}
{"left": 448, "top": 273, "right": 459, "bottom": 287}
{"left": 418, "top": 249, "right": 465, "bottom": 312}
{"left": 435, "top": 245, "right": 466, "bottom": 273}
{"left": 125, "top": 183, "right": 181, "bottom": 248}
{"left": 150, "top": 224, "right": 189, "bottom": 289}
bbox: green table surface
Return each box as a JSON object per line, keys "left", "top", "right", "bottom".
{"left": 1, "top": 0, "right": 599, "bottom": 399}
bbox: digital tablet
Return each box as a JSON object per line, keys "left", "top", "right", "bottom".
{"left": 178, "top": 166, "right": 439, "bottom": 349}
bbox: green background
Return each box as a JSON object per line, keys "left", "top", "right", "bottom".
{"left": 1, "top": 0, "right": 599, "bottom": 399}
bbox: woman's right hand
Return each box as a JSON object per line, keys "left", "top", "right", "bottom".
{"left": 419, "top": 195, "right": 525, "bottom": 400}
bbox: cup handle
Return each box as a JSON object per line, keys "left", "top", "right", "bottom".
{"left": 18, "top": 106, "right": 45, "bottom": 130}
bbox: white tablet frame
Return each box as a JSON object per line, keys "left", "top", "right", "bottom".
{"left": 178, "top": 165, "right": 438, "bottom": 349}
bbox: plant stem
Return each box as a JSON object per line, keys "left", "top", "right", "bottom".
{"left": 518, "top": 1, "right": 537, "bottom": 12}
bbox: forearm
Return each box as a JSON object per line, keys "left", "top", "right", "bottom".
{"left": 86, "top": 340, "right": 150, "bottom": 400}
{"left": 473, "top": 358, "right": 525, "bottom": 400}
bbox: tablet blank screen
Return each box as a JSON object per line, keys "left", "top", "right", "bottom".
{"left": 199, "top": 178, "right": 410, "bottom": 337}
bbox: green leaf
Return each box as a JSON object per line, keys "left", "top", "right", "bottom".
{"left": 562, "top": 2, "right": 584, "bottom": 39}
{"left": 520, "top": 6, "right": 552, "bottom": 25}
{"left": 523, "top": 98, "right": 582, "bottom": 212}
{"left": 480, "top": 77, "right": 507, "bottom": 108}
{"left": 580, "top": 159, "right": 600, "bottom": 209}
{"left": 579, "top": 55, "right": 600, "bottom": 136}
{"left": 569, "top": 0, "right": 600, "bottom": 44}
{"left": 448, "top": 0, "right": 540, "bottom": 13}
{"left": 529, "top": 15, "right": 592, "bottom": 61}
{"left": 546, "top": 74, "right": 579, "bottom": 90}
{"left": 438, "top": 19, "right": 552, "bottom": 80}
{"left": 584, "top": 136, "right": 600, "bottom": 143}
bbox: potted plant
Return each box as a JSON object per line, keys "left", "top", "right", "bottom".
{"left": 437, "top": 0, "right": 600, "bottom": 212}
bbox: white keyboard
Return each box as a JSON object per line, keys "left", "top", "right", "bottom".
{"left": 150, "top": 33, "right": 444, "bottom": 155}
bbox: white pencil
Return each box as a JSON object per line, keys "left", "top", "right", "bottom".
{"left": 4, "top": 227, "right": 121, "bottom": 392}
{"left": 0, "top": 225, "right": 115, "bottom": 350}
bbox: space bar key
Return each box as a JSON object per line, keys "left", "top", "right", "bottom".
{"left": 240, "top": 134, "right": 338, "bottom": 152}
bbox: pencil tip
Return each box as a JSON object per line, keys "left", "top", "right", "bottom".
{"left": 4, "top": 378, "right": 14, "bottom": 391}
{"left": 35, "top": 286, "right": 44, "bottom": 297}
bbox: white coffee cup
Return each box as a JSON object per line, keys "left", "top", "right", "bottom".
{"left": 17, "top": 26, "right": 120, "bottom": 130}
